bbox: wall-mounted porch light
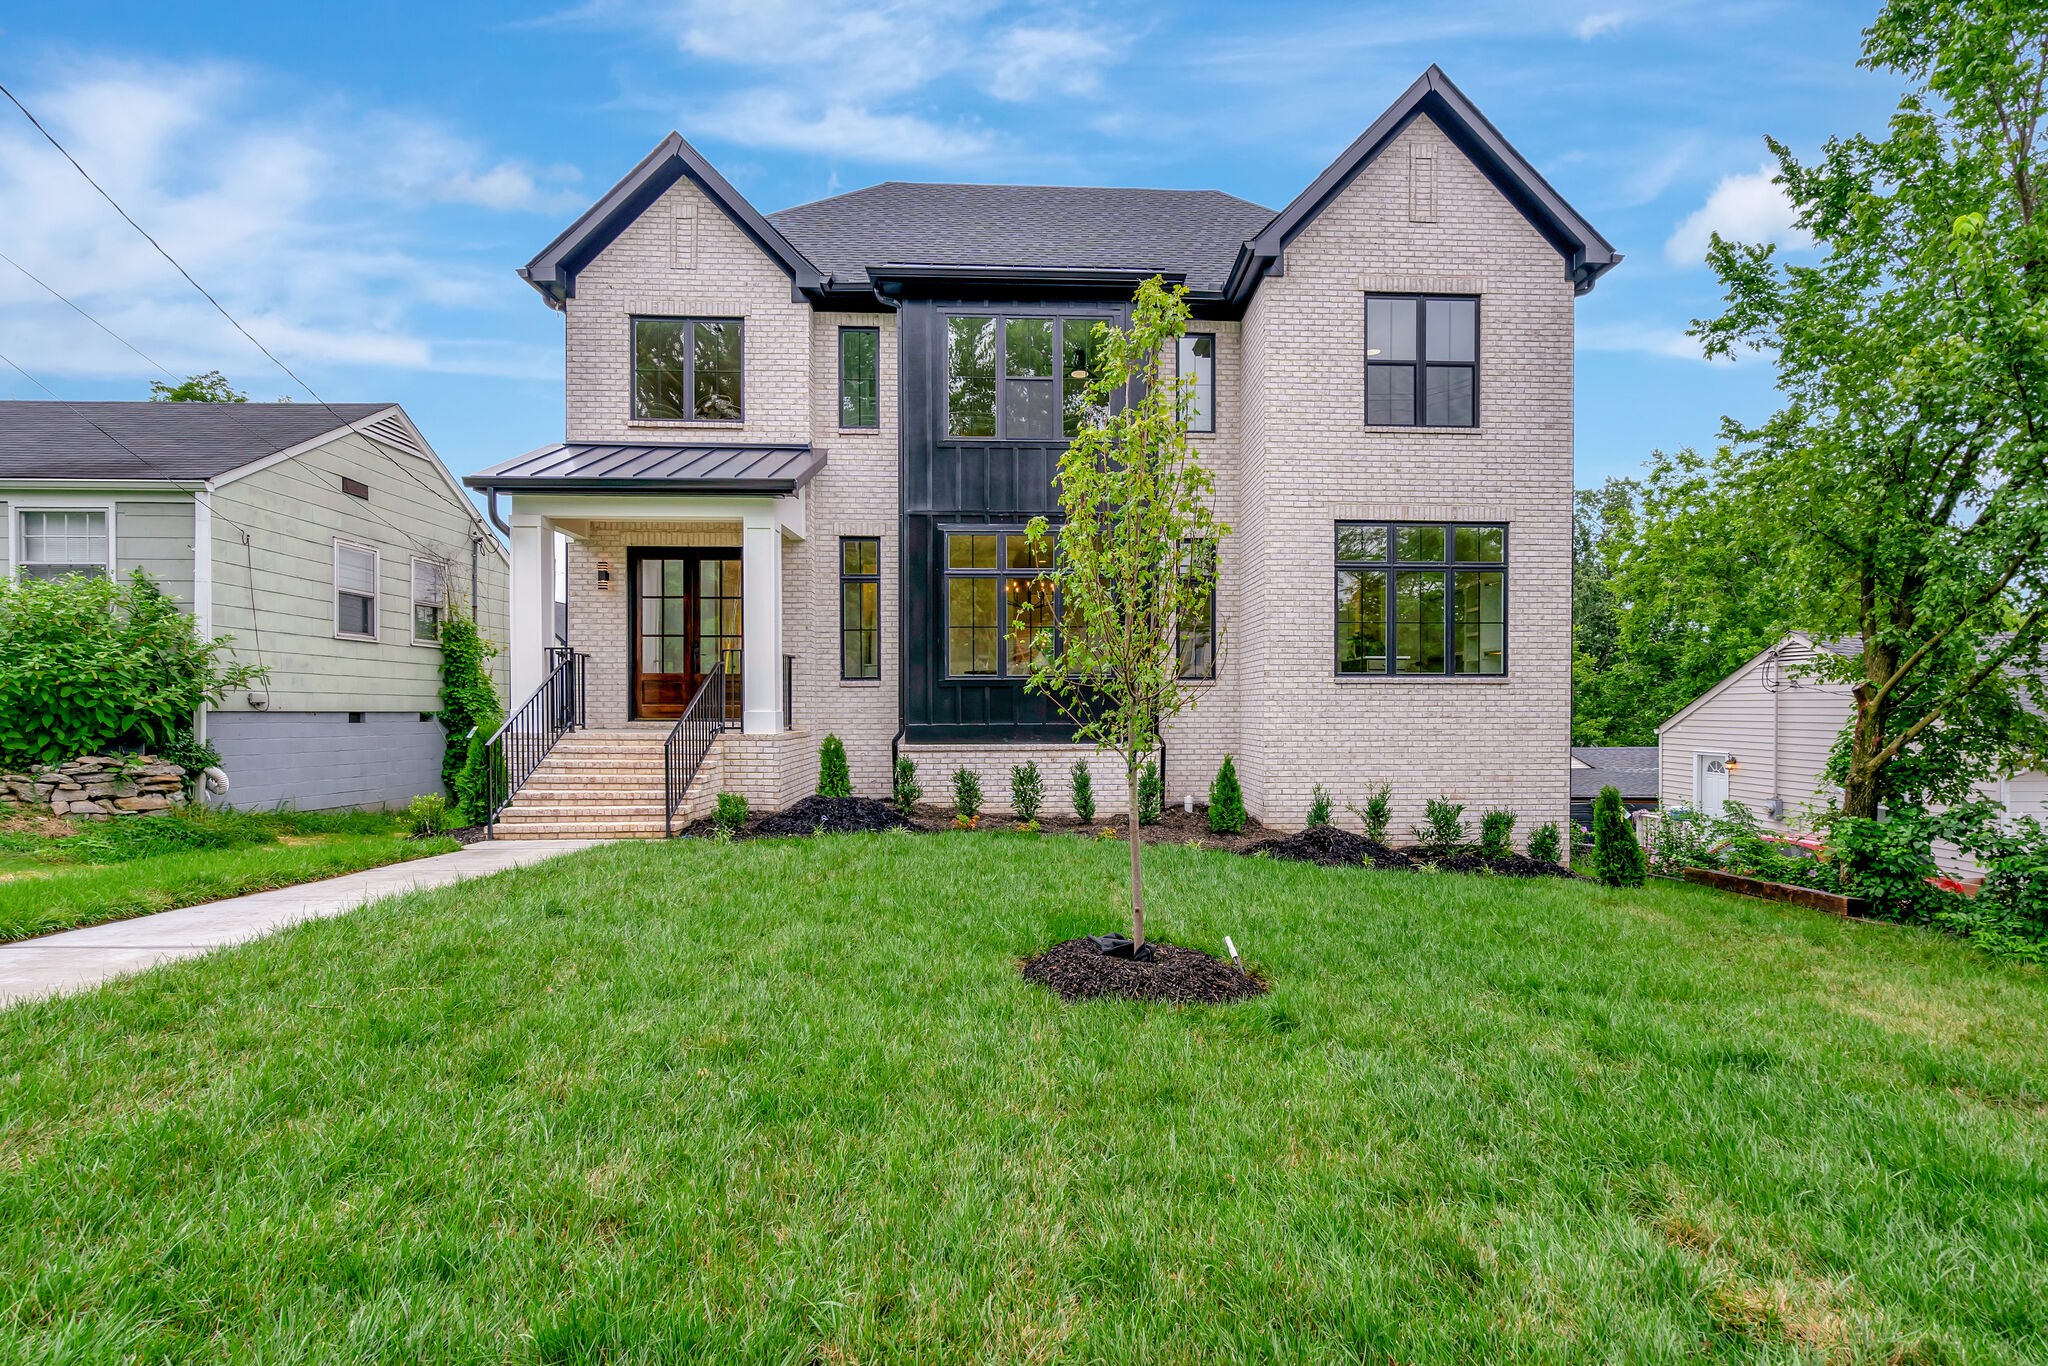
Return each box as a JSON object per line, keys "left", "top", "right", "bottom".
{"left": 597, "top": 558, "right": 613, "bottom": 590}
{"left": 1724, "top": 753, "right": 1741, "bottom": 772}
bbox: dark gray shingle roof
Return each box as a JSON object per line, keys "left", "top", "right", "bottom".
{"left": 1570, "top": 746, "right": 1661, "bottom": 801}
{"left": 0, "top": 401, "right": 392, "bottom": 483}
{"left": 467, "top": 442, "right": 823, "bottom": 495}
{"left": 768, "top": 183, "right": 1276, "bottom": 295}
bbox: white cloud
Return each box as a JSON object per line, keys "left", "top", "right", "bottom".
{"left": 986, "top": 24, "right": 1115, "bottom": 100}
{"left": 695, "top": 89, "right": 994, "bottom": 164}
{"left": 1574, "top": 10, "right": 1631, "bottom": 39}
{"left": 1577, "top": 320, "right": 1713, "bottom": 362}
{"left": 1664, "top": 164, "right": 1812, "bottom": 267}
{"left": 0, "top": 59, "right": 570, "bottom": 389}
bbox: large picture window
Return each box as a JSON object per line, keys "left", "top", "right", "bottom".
{"left": 840, "top": 536, "right": 881, "bottom": 679}
{"left": 838, "top": 326, "right": 879, "bottom": 429}
{"left": 16, "top": 508, "right": 109, "bottom": 579}
{"left": 632, "top": 316, "right": 744, "bottom": 421}
{"left": 944, "top": 529, "right": 1057, "bottom": 678}
{"left": 1177, "top": 333, "right": 1216, "bottom": 433}
{"left": 946, "top": 313, "right": 1108, "bottom": 440}
{"left": 1365, "top": 296, "right": 1477, "bottom": 427}
{"left": 1336, "top": 522, "right": 1504, "bottom": 676}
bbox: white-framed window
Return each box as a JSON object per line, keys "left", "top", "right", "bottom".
{"left": 334, "top": 539, "right": 379, "bottom": 641}
{"left": 16, "top": 507, "right": 112, "bottom": 579}
{"left": 411, "top": 556, "right": 447, "bottom": 645}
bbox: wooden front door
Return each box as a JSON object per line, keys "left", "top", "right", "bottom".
{"left": 631, "top": 550, "right": 742, "bottom": 719}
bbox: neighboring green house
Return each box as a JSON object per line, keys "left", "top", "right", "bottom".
{"left": 0, "top": 401, "right": 510, "bottom": 810}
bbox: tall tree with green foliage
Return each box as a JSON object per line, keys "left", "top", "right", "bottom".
{"left": 148, "top": 371, "right": 246, "bottom": 403}
{"left": 1690, "top": 0, "right": 2048, "bottom": 816}
{"left": 1024, "top": 277, "right": 1227, "bottom": 951}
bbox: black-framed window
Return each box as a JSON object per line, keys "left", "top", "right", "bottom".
{"left": 945, "top": 313, "right": 1107, "bottom": 440}
{"left": 1177, "top": 538, "right": 1217, "bottom": 679}
{"left": 1336, "top": 522, "right": 1505, "bottom": 676}
{"left": 839, "top": 326, "right": 879, "bottom": 429}
{"left": 944, "top": 529, "right": 1056, "bottom": 678}
{"left": 1177, "top": 333, "right": 1215, "bottom": 433}
{"left": 632, "top": 316, "right": 743, "bottom": 421}
{"left": 840, "top": 536, "right": 880, "bottom": 679}
{"left": 1365, "top": 296, "right": 1476, "bottom": 427}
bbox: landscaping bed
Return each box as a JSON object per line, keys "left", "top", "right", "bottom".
{"left": 1021, "top": 934, "right": 1267, "bottom": 1004}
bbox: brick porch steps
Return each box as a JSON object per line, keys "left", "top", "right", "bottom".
{"left": 490, "top": 728, "right": 684, "bottom": 841}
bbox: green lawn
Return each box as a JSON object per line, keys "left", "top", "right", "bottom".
{"left": 0, "top": 808, "right": 458, "bottom": 942}
{"left": 1, "top": 832, "right": 2044, "bottom": 1363}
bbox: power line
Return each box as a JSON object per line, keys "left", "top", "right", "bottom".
{"left": 0, "top": 247, "right": 172, "bottom": 377}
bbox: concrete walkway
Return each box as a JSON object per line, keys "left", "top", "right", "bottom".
{"left": 0, "top": 838, "right": 607, "bottom": 1008}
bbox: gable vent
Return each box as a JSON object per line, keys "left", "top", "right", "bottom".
{"left": 356, "top": 412, "right": 430, "bottom": 460}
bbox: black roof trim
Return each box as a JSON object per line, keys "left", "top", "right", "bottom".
{"left": 465, "top": 441, "right": 823, "bottom": 496}
{"left": 867, "top": 262, "right": 1191, "bottom": 298}
{"left": 1229, "top": 66, "right": 1620, "bottom": 302}
{"left": 520, "top": 134, "right": 826, "bottom": 308}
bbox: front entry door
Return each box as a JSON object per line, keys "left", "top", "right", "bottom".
{"left": 631, "top": 550, "right": 741, "bottom": 719}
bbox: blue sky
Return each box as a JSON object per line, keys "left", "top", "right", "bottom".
{"left": 0, "top": 1, "right": 1898, "bottom": 490}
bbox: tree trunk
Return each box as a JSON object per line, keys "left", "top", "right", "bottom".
{"left": 1126, "top": 767, "right": 1145, "bottom": 951}
{"left": 1843, "top": 630, "right": 1897, "bottom": 819}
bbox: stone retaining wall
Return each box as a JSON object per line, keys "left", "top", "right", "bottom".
{"left": 0, "top": 755, "right": 188, "bottom": 819}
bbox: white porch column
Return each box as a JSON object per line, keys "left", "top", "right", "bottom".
{"left": 507, "top": 512, "right": 557, "bottom": 706}
{"left": 741, "top": 505, "right": 784, "bottom": 734}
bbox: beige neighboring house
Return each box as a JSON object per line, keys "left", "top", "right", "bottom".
{"left": 0, "top": 401, "right": 510, "bottom": 810}
{"left": 1657, "top": 633, "right": 2048, "bottom": 863}
{"left": 469, "top": 66, "right": 1619, "bottom": 839}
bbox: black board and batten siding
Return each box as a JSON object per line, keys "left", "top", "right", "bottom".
{"left": 897, "top": 298, "right": 1127, "bottom": 743}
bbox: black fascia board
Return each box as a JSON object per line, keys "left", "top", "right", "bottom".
{"left": 866, "top": 263, "right": 1193, "bottom": 302}
{"left": 520, "top": 133, "right": 826, "bottom": 308}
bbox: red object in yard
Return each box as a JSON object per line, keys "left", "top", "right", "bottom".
{"left": 1928, "top": 875, "right": 1979, "bottom": 897}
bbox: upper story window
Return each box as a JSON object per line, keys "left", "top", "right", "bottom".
{"left": 1365, "top": 296, "right": 1477, "bottom": 427}
{"left": 839, "top": 326, "right": 880, "bottom": 429}
{"left": 944, "top": 529, "right": 1056, "bottom": 678}
{"left": 945, "top": 313, "right": 1106, "bottom": 441}
{"left": 1335, "top": 522, "right": 1505, "bottom": 676}
{"left": 16, "top": 508, "right": 109, "bottom": 579}
{"left": 1177, "top": 334, "right": 1216, "bottom": 433}
{"left": 335, "top": 539, "right": 379, "bottom": 641}
{"left": 632, "top": 316, "right": 743, "bottom": 421}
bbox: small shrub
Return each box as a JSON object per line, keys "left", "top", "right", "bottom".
{"left": 1827, "top": 811, "right": 1942, "bottom": 919}
{"left": 817, "top": 734, "right": 852, "bottom": 798}
{"left": 1590, "top": 786, "right": 1646, "bottom": 887}
{"left": 1648, "top": 807, "right": 1720, "bottom": 877}
{"left": 408, "top": 793, "right": 449, "bottom": 837}
{"left": 1010, "top": 761, "right": 1043, "bottom": 826}
{"left": 713, "top": 791, "right": 749, "bottom": 839}
{"left": 1306, "top": 784, "right": 1332, "bottom": 829}
{"left": 1346, "top": 782, "right": 1392, "bottom": 843}
{"left": 1413, "top": 797, "right": 1468, "bottom": 856}
{"left": 1071, "top": 762, "right": 1096, "bottom": 825}
{"left": 952, "top": 767, "right": 983, "bottom": 825}
{"left": 1137, "top": 760, "right": 1162, "bottom": 826}
{"left": 1208, "top": 755, "right": 1247, "bottom": 834}
{"left": 892, "top": 757, "right": 922, "bottom": 815}
{"left": 1527, "top": 821, "right": 1562, "bottom": 866}
{"left": 155, "top": 734, "right": 221, "bottom": 796}
{"left": 1479, "top": 808, "right": 1516, "bottom": 860}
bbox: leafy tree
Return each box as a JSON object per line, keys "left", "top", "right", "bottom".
{"left": 1590, "top": 786, "right": 1646, "bottom": 887}
{"left": 1690, "top": 0, "right": 2048, "bottom": 817}
{"left": 149, "top": 370, "right": 246, "bottom": 403}
{"left": 0, "top": 570, "right": 262, "bottom": 767}
{"left": 817, "top": 734, "right": 852, "bottom": 798}
{"left": 1024, "top": 277, "right": 1226, "bottom": 951}
{"left": 1207, "top": 754, "right": 1246, "bottom": 834}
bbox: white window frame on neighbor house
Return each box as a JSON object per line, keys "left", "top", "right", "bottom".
{"left": 9, "top": 500, "right": 115, "bottom": 580}
{"left": 334, "top": 538, "right": 381, "bottom": 642}
{"left": 410, "top": 555, "right": 448, "bottom": 647}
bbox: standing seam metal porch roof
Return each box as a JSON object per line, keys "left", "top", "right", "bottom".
{"left": 465, "top": 442, "right": 822, "bottom": 495}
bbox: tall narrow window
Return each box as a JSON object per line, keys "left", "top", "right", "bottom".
{"left": 1177, "top": 539, "right": 1217, "bottom": 679}
{"left": 944, "top": 529, "right": 1058, "bottom": 678}
{"left": 1365, "top": 296, "right": 1477, "bottom": 427}
{"left": 410, "top": 556, "right": 446, "bottom": 644}
{"left": 839, "top": 537, "right": 880, "bottom": 679}
{"left": 632, "top": 316, "right": 745, "bottom": 421}
{"left": 1177, "top": 333, "right": 1216, "bottom": 433}
{"left": 1335, "top": 522, "right": 1506, "bottom": 676}
{"left": 838, "top": 327, "right": 879, "bottom": 429}
{"left": 1062, "top": 318, "right": 1102, "bottom": 437}
{"left": 945, "top": 316, "right": 997, "bottom": 438}
{"left": 16, "top": 509, "right": 109, "bottom": 579}
{"left": 335, "top": 540, "right": 379, "bottom": 641}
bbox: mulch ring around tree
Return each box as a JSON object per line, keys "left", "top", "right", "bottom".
{"left": 1021, "top": 936, "right": 1268, "bottom": 1005}
{"left": 749, "top": 795, "right": 913, "bottom": 837}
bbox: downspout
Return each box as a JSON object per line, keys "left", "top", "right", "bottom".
{"left": 872, "top": 277, "right": 912, "bottom": 791}
{"left": 470, "top": 532, "right": 480, "bottom": 618}
{"left": 483, "top": 484, "right": 510, "bottom": 537}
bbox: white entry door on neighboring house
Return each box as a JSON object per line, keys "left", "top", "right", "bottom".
{"left": 1696, "top": 753, "right": 1730, "bottom": 815}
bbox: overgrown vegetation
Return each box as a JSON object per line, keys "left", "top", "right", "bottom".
{"left": 817, "top": 735, "right": 852, "bottom": 798}
{"left": 436, "top": 613, "right": 501, "bottom": 816}
{"left": 1207, "top": 755, "right": 1246, "bottom": 834}
{"left": 0, "top": 571, "right": 262, "bottom": 769}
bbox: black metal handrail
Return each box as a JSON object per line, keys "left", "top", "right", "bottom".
{"left": 484, "top": 649, "right": 585, "bottom": 831}
{"left": 664, "top": 652, "right": 732, "bottom": 837}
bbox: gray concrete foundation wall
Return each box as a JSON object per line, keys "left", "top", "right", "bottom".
{"left": 206, "top": 710, "right": 446, "bottom": 811}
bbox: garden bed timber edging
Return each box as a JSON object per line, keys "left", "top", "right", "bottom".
{"left": 1682, "top": 867, "right": 1871, "bottom": 918}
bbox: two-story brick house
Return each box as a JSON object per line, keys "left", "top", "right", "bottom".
{"left": 468, "top": 67, "right": 1618, "bottom": 839}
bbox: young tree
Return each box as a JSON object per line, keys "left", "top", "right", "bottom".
{"left": 1692, "top": 0, "right": 2048, "bottom": 816}
{"left": 1024, "top": 276, "right": 1228, "bottom": 951}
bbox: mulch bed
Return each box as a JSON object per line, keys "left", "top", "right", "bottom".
{"left": 1243, "top": 824, "right": 1415, "bottom": 870}
{"left": 1397, "top": 846, "right": 1583, "bottom": 879}
{"left": 751, "top": 795, "right": 913, "bottom": 837}
{"left": 444, "top": 826, "right": 489, "bottom": 846}
{"left": 1021, "top": 936, "right": 1268, "bottom": 1005}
